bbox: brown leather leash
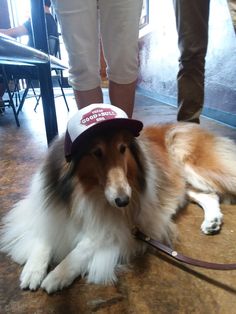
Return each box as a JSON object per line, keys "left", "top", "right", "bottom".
{"left": 133, "top": 227, "right": 236, "bottom": 270}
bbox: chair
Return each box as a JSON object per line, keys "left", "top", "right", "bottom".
{"left": 29, "top": 35, "right": 69, "bottom": 112}
{"left": 7, "top": 35, "right": 69, "bottom": 116}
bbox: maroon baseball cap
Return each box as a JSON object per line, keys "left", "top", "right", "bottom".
{"left": 64, "top": 103, "right": 143, "bottom": 162}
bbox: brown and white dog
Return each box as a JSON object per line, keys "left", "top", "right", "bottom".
{"left": 1, "top": 104, "right": 236, "bottom": 294}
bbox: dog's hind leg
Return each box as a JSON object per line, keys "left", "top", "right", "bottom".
{"left": 20, "top": 241, "right": 51, "bottom": 290}
{"left": 187, "top": 190, "right": 223, "bottom": 235}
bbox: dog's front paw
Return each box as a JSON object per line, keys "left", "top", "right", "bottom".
{"left": 20, "top": 263, "right": 47, "bottom": 291}
{"left": 41, "top": 269, "right": 75, "bottom": 294}
{"left": 201, "top": 214, "right": 223, "bottom": 235}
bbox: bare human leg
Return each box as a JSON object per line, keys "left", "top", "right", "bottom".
{"left": 73, "top": 86, "right": 103, "bottom": 110}
{"left": 73, "top": 80, "right": 137, "bottom": 118}
{"left": 109, "top": 80, "right": 137, "bottom": 118}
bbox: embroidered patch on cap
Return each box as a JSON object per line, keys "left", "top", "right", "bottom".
{"left": 81, "top": 107, "right": 117, "bottom": 126}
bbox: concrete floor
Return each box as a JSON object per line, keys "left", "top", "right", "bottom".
{"left": 0, "top": 89, "right": 236, "bottom": 313}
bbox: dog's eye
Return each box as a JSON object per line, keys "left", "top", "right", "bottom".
{"left": 119, "top": 144, "right": 126, "bottom": 154}
{"left": 92, "top": 147, "right": 103, "bottom": 158}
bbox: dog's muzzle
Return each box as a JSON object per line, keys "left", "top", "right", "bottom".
{"left": 105, "top": 167, "right": 132, "bottom": 208}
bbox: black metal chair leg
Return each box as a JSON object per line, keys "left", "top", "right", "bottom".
{"left": 57, "top": 76, "right": 69, "bottom": 111}
{"left": 16, "top": 83, "right": 30, "bottom": 115}
{"left": 34, "top": 95, "right": 41, "bottom": 112}
{"left": 2, "top": 65, "right": 20, "bottom": 126}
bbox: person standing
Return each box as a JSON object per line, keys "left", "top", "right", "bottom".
{"left": 52, "top": 0, "right": 143, "bottom": 117}
{"left": 173, "top": 0, "right": 210, "bottom": 123}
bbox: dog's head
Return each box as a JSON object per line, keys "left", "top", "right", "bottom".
{"left": 74, "top": 129, "right": 145, "bottom": 208}
{"left": 44, "top": 105, "right": 145, "bottom": 210}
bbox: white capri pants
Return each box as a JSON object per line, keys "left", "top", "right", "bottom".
{"left": 52, "top": 0, "right": 143, "bottom": 91}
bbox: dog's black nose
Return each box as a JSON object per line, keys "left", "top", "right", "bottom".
{"left": 115, "top": 196, "right": 130, "bottom": 207}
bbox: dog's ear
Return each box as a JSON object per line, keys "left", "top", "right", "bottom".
{"left": 129, "top": 138, "right": 146, "bottom": 192}
{"left": 42, "top": 137, "right": 77, "bottom": 207}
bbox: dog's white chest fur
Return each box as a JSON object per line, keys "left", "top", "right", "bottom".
{"left": 1, "top": 171, "right": 142, "bottom": 292}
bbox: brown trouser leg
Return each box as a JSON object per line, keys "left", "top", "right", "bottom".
{"left": 173, "top": 0, "right": 210, "bottom": 123}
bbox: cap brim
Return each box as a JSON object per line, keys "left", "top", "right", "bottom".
{"left": 65, "top": 118, "right": 143, "bottom": 161}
